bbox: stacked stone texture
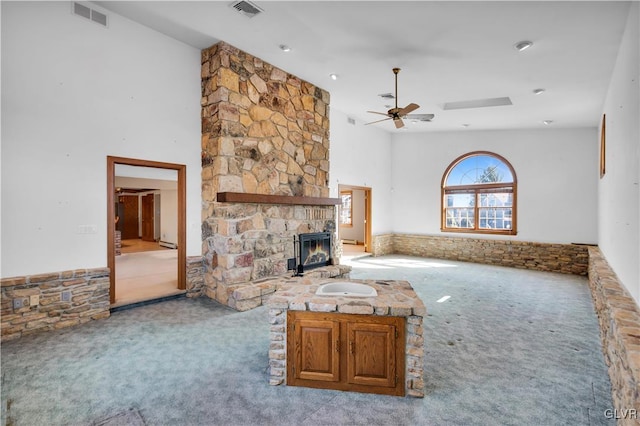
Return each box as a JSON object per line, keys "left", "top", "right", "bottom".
{"left": 1, "top": 268, "right": 110, "bottom": 341}
{"left": 588, "top": 247, "right": 640, "bottom": 425}
{"left": 390, "top": 234, "right": 589, "bottom": 275}
{"left": 201, "top": 42, "right": 337, "bottom": 308}
{"left": 186, "top": 256, "right": 206, "bottom": 297}
{"left": 372, "top": 234, "right": 394, "bottom": 256}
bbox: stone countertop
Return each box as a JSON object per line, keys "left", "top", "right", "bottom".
{"left": 267, "top": 278, "right": 426, "bottom": 317}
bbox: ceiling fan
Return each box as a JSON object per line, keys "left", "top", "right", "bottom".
{"left": 365, "top": 68, "right": 434, "bottom": 129}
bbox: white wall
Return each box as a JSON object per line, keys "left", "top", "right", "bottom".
{"left": 390, "top": 128, "right": 599, "bottom": 244}
{"left": 160, "top": 189, "right": 178, "bottom": 245}
{"left": 599, "top": 2, "right": 640, "bottom": 301}
{"left": 1, "top": 2, "right": 202, "bottom": 277}
{"left": 329, "top": 109, "right": 393, "bottom": 235}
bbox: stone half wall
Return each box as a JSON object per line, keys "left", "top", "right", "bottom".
{"left": 372, "top": 233, "right": 589, "bottom": 275}
{"left": 201, "top": 41, "right": 336, "bottom": 308}
{"left": 588, "top": 247, "right": 640, "bottom": 425}
{"left": 1, "top": 268, "right": 110, "bottom": 342}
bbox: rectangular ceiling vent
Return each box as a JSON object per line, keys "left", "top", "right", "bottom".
{"left": 443, "top": 97, "right": 512, "bottom": 110}
{"left": 229, "top": 1, "right": 264, "bottom": 18}
{"left": 378, "top": 93, "right": 395, "bottom": 99}
{"left": 72, "top": 2, "right": 108, "bottom": 27}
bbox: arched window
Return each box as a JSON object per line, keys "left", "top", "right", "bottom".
{"left": 441, "top": 151, "right": 517, "bottom": 235}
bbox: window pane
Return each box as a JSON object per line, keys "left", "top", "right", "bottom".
{"left": 446, "top": 154, "right": 514, "bottom": 186}
{"left": 340, "top": 192, "right": 352, "bottom": 225}
{"left": 446, "top": 193, "right": 475, "bottom": 208}
{"left": 478, "top": 208, "right": 512, "bottom": 230}
{"left": 479, "top": 192, "right": 512, "bottom": 207}
{"left": 445, "top": 208, "right": 475, "bottom": 228}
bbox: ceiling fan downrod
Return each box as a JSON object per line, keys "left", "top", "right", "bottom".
{"left": 393, "top": 67, "right": 400, "bottom": 113}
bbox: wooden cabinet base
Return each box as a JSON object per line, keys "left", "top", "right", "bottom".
{"left": 287, "top": 311, "right": 405, "bottom": 396}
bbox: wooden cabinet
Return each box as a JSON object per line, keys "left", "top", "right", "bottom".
{"left": 287, "top": 311, "right": 405, "bottom": 396}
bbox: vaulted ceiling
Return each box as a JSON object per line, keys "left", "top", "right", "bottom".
{"left": 96, "top": 1, "right": 631, "bottom": 133}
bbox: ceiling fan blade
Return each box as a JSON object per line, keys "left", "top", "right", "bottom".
{"left": 365, "top": 117, "right": 392, "bottom": 126}
{"left": 394, "top": 117, "right": 404, "bottom": 129}
{"left": 399, "top": 103, "right": 420, "bottom": 116}
{"left": 367, "top": 110, "right": 391, "bottom": 117}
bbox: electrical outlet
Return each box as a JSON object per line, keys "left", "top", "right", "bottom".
{"left": 77, "top": 225, "right": 97, "bottom": 234}
{"left": 13, "top": 298, "right": 23, "bottom": 309}
{"left": 30, "top": 295, "right": 40, "bottom": 306}
{"left": 61, "top": 291, "right": 72, "bottom": 302}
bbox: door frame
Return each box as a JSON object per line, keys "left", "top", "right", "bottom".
{"left": 107, "top": 156, "right": 187, "bottom": 304}
{"left": 338, "top": 185, "right": 372, "bottom": 252}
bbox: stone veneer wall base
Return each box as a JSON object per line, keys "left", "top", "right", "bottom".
{"left": 1, "top": 257, "right": 208, "bottom": 341}
{"left": 588, "top": 247, "right": 640, "bottom": 425}
{"left": 372, "top": 233, "right": 589, "bottom": 275}
{"left": 1, "top": 268, "right": 111, "bottom": 342}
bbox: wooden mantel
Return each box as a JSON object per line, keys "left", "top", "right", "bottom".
{"left": 217, "top": 192, "right": 341, "bottom": 206}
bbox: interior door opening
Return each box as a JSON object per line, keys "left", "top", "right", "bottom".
{"left": 107, "top": 156, "right": 186, "bottom": 307}
{"left": 338, "top": 185, "right": 372, "bottom": 256}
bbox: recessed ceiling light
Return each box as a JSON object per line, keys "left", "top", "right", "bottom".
{"left": 329, "top": 73, "right": 338, "bottom": 80}
{"left": 279, "top": 44, "right": 291, "bottom": 52}
{"left": 533, "top": 88, "right": 546, "bottom": 95}
{"left": 543, "top": 120, "right": 553, "bottom": 125}
{"left": 514, "top": 40, "right": 533, "bottom": 51}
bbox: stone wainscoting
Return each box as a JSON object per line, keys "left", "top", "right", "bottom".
{"left": 0, "top": 256, "right": 207, "bottom": 341}
{"left": 588, "top": 246, "right": 640, "bottom": 424}
{"left": 1, "top": 268, "right": 110, "bottom": 342}
{"left": 186, "top": 256, "right": 206, "bottom": 298}
{"left": 372, "top": 233, "right": 589, "bottom": 275}
{"left": 371, "top": 233, "right": 394, "bottom": 257}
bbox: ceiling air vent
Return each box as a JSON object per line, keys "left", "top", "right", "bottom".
{"left": 443, "top": 97, "right": 512, "bottom": 110}
{"left": 72, "top": 2, "right": 108, "bottom": 27}
{"left": 378, "top": 93, "right": 395, "bottom": 99}
{"left": 229, "top": 0, "right": 264, "bottom": 18}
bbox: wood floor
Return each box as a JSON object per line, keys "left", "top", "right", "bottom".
{"left": 120, "top": 238, "right": 170, "bottom": 254}
{"left": 114, "top": 239, "right": 183, "bottom": 307}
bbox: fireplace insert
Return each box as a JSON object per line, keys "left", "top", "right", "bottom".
{"left": 296, "top": 232, "right": 332, "bottom": 274}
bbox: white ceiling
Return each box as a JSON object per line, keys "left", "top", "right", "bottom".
{"left": 95, "top": 1, "right": 631, "bottom": 133}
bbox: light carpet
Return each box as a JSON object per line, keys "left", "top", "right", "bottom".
{"left": 1, "top": 255, "right": 614, "bottom": 425}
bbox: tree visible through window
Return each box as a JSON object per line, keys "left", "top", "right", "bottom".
{"left": 340, "top": 190, "right": 353, "bottom": 226}
{"left": 441, "top": 151, "right": 517, "bottom": 235}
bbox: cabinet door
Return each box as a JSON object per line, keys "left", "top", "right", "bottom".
{"left": 292, "top": 318, "right": 340, "bottom": 382}
{"left": 347, "top": 322, "right": 396, "bottom": 388}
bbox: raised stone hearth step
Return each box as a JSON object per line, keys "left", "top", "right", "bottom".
{"left": 222, "top": 264, "right": 352, "bottom": 311}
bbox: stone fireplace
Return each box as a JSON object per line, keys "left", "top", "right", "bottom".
{"left": 200, "top": 41, "right": 344, "bottom": 310}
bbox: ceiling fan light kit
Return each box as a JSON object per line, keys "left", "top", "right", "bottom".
{"left": 366, "top": 67, "right": 432, "bottom": 129}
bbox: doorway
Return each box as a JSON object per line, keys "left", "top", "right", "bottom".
{"left": 338, "top": 185, "right": 372, "bottom": 255}
{"left": 107, "top": 156, "right": 186, "bottom": 306}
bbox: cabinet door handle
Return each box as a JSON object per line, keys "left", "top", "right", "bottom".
{"left": 350, "top": 341, "right": 355, "bottom": 354}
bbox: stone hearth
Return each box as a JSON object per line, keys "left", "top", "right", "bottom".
{"left": 200, "top": 41, "right": 340, "bottom": 310}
